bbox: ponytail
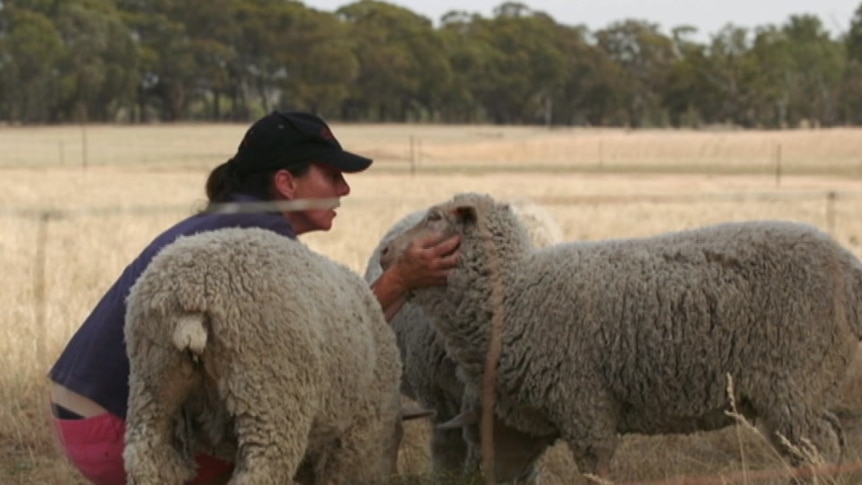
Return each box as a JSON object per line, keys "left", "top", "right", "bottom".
{"left": 204, "top": 157, "right": 271, "bottom": 210}
{"left": 203, "top": 158, "right": 312, "bottom": 211}
{"left": 205, "top": 159, "right": 236, "bottom": 204}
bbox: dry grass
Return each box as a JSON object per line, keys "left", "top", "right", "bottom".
{"left": 4, "top": 124, "right": 862, "bottom": 483}
{"left": 5, "top": 123, "right": 862, "bottom": 176}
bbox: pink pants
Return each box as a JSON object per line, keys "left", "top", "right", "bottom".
{"left": 51, "top": 412, "right": 234, "bottom": 485}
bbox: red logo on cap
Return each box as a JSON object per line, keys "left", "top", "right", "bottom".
{"left": 320, "top": 127, "right": 335, "bottom": 140}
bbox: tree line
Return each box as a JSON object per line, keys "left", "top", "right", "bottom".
{"left": 3, "top": 0, "right": 862, "bottom": 128}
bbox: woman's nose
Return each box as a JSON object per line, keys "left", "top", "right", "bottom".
{"left": 339, "top": 176, "right": 351, "bottom": 196}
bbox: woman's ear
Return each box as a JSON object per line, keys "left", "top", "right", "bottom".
{"left": 273, "top": 169, "right": 298, "bottom": 200}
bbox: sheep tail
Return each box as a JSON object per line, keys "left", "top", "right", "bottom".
{"left": 172, "top": 313, "right": 208, "bottom": 357}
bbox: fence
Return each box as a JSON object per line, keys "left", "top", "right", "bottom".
{"left": 3, "top": 188, "right": 852, "bottom": 364}
{"left": 4, "top": 125, "right": 862, "bottom": 181}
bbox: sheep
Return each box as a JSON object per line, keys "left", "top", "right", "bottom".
{"left": 363, "top": 198, "right": 564, "bottom": 482}
{"left": 123, "top": 227, "right": 403, "bottom": 485}
{"left": 380, "top": 192, "right": 862, "bottom": 480}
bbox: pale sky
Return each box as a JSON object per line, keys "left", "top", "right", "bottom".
{"left": 303, "top": 0, "right": 860, "bottom": 41}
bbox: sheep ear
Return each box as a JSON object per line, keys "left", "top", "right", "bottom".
{"left": 452, "top": 205, "right": 477, "bottom": 225}
{"left": 436, "top": 410, "right": 478, "bottom": 429}
{"left": 401, "top": 407, "right": 436, "bottom": 421}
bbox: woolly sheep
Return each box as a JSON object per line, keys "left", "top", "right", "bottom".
{"left": 381, "top": 192, "right": 862, "bottom": 480}
{"left": 123, "top": 227, "right": 403, "bottom": 485}
{"left": 363, "top": 199, "right": 563, "bottom": 482}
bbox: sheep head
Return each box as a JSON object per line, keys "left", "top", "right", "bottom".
{"left": 379, "top": 193, "right": 487, "bottom": 271}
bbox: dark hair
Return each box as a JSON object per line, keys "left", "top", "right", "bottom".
{"left": 204, "top": 158, "right": 311, "bottom": 209}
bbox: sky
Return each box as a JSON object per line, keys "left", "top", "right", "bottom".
{"left": 303, "top": 0, "right": 860, "bottom": 41}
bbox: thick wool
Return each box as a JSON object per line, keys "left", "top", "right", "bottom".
{"left": 383, "top": 192, "right": 862, "bottom": 478}
{"left": 363, "top": 199, "right": 563, "bottom": 482}
{"left": 123, "top": 227, "right": 402, "bottom": 485}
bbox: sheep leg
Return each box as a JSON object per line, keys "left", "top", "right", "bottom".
{"left": 461, "top": 423, "right": 484, "bottom": 477}
{"left": 559, "top": 399, "right": 619, "bottom": 479}
{"left": 430, "top": 426, "right": 470, "bottom": 477}
{"left": 226, "top": 402, "right": 312, "bottom": 485}
{"left": 456, "top": 411, "right": 547, "bottom": 483}
{"left": 565, "top": 434, "right": 616, "bottom": 480}
{"left": 313, "top": 413, "right": 401, "bottom": 484}
{"left": 753, "top": 390, "right": 844, "bottom": 469}
{"left": 124, "top": 343, "right": 199, "bottom": 484}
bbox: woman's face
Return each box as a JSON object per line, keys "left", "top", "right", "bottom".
{"left": 281, "top": 162, "right": 351, "bottom": 234}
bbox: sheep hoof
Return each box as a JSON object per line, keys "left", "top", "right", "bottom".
{"left": 401, "top": 407, "right": 436, "bottom": 421}
{"left": 437, "top": 410, "right": 478, "bottom": 429}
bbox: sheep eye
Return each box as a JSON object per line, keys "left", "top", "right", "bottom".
{"left": 426, "top": 211, "right": 442, "bottom": 222}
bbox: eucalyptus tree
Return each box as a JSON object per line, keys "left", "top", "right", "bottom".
{"left": 336, "top": 0, "right": 451, "bottom": 121}
{"left": 269, "top": 5, "right": 359, "bottom": 118}
{"left": 735, "top": 15, "right": 846, "bottom": 128}
{"left": 700, "top": 24, "right": 764, "bottom": 126}
{"left": 118, "top": 0, "right": 242, "bottom": 121}
{"left": 594, "top": 19, "right": 676, "bottom": 127}
{"left": 842, "top": 2, "right": 862, "bottom": 124}
{"left": 780, "top": 15, "right": 845, "bottom": 126}
{"left": 167, "top": 0, "right": 239, "bottom": 120}
{"left": 52, "top": 0, "right": 139, "bottom": 122}
{"left": 850, "top": 2, "right": 862, "bottom": 61}
{"left": 437, "top": 10, "right": 490, "bottom": 122}
{"left": 552, "top": 23, "right": 625, "bottom": 126}
{"left": 743, "top": 26, "right": 794, "bottom": 127}
{"left": 0, "top": 6, "right": 64, "bottom": 122}
{"left": 661, "top": 26, "right": 718, "bottom": 127}
{"left": 0, "top": 0, "right": 138, "bottom": 122}
{"left": 230, "top": 0, "right": 360, "bottom": 118}
{"left": 458, "top": 2, "right": 566, "bottom": 124}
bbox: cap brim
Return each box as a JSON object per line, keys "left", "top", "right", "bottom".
{"left": 309, "top": 147, "right": 373, "bottom": 173}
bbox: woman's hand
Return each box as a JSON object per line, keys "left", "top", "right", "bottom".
{"left": 390, "top": 232, "right": 460, "bottom": 289}
{"left": 371, "top": 232, "right": 460, "bottom": 321}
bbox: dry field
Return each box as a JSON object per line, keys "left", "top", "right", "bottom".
{"left": 4, "top": 123, "right": 862, "bottom": 484}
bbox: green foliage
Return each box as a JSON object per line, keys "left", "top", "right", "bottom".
{"left": 53, "top": 0, "right": 140, "bottom": 121}
{"left": 847, "top": 3, "right": 862, "bottom": 62}
{"left": 595, "top": 19, "right": 676, "bottom": 127}
{"left": 1, "top": 0, "right": 861, "bottom": 126}
{"left": 337, "top": 0, "right": 450, "bottom": 121}
{"left": 0, "top": 7, "right": 64, "bottom": 121}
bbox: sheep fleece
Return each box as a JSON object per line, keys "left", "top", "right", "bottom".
{"left": 363, "top": 200, "right": 563, "bottom": 481}
{"left": 123, "top": 227, "right": 402, "bottom": 485}
{"left": 388, "top": 192, "right": 862, "bottom": 476}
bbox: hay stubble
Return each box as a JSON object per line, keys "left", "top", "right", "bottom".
{"left": 3, "top": 124, "right": 862, "bottom": 483}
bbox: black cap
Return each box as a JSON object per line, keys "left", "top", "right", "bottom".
{"left": 231, "top": 111, "right": 372, "bottom": 177}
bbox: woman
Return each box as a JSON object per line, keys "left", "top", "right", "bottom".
{"left": 47, "top": 111, "right": 460, "bottom": 484}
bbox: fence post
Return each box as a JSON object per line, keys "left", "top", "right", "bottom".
{"left": 81, "top": 123, "right": 89, "bottom": 170}
{"left": 826, "top": 191, "right": 836, "bottom": 234}
{"left": 774, "top": 143, "right": 782, "bottom": 187}
{"left": 409, "top": 135, "right": 416, "bottom": 176}
{"left": 598, "top": 139, "right": 604, "bottom": 169}
{"left": 34, "top": 211, "right": 51, "bottom": 365}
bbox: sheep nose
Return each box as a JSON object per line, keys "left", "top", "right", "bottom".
{"left": 381, "top": 246, "right": 389, "bottom": 258}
